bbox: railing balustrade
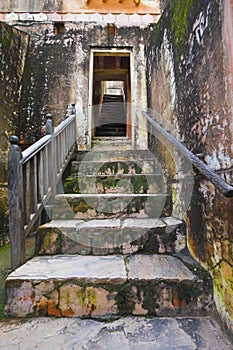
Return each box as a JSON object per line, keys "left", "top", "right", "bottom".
{"left": 8, "top": 113, "right": 76, "bottom": 269}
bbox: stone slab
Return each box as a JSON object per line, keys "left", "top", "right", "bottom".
{"left": 7, "top": 254, "right": 197, "bottom": 283}
{"left": 79, "top": 218, "right": 121, "bottom": 229}
{"left": 162, "top": 217, "right": 183, "bottom": 226}
{"left": 121, "top": 218, "right": 166, "bottom": 229}
{"left": 44, "top": 220, "right": 84, "bottom": 229}
{"left": 7, "top": 255, "right": 127, "bottom": 284}
{"left": 0, "top": 317, "right": 232, "bottom": 350}
{"left": 44, "top": 218, "right": 167, "bottom": 230}
{"left": 127, "top": 255, "right": 198, "bottom": 281}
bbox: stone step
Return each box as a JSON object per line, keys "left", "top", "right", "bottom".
{"left": 103, "top": 94, "right": 124, "bottom": 102}
{"left": 64, "top": 173, "right": 165, "bottom": 194}
{"left": 71, "top": 159, "right": 159, "bottom": 176}
{"left": 75, "top": 149, "right": 155, "bottom": 162}
{"left": 4, "top": 254, "right": 212, "bottom": 318}
{"left": 53, "top": 193, "right": 169, "bottom": 220}
{"left": 35, "top": 217, "right": 185, "bottom": 256}
{"left": 90, "top": 139, "right": 132, "bottom": 151}
{"left": 95, "top": 128, "right": 126, "bottom": 137}
{"left": 95, "top": 123, "right": 126, "bottom": 131}
{"left": 1, "top": 316, "right": 232, "bottom": 349}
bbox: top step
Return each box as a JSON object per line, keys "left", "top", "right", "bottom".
{"left": 103, "top": 94, "right": 124, "bottom": 102}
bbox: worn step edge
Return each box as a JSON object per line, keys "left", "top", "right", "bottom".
{"left": 39, "top": 217, "right": 182, "bottom": 230}
{"left": 76, "top": 149, "right": 155, "bottom": 159}
{"left": 75, "top": 173, "right": 164, "bottom": 178}
{"left": 55, "top": 193, "right": 168, "bottom": 199}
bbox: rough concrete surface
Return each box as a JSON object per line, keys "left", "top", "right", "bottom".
{"left": 0, "top": 316, "right": 232, "bottom": 349}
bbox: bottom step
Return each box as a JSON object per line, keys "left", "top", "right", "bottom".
{"left": 0, "top": 317, "right": 232, "bottom": 349}
{"left": 4, "top": 254, "right": 212, "bottom": 318}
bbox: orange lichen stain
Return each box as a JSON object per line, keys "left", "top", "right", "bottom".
{"left": 62, "top": 307, "right": 74, "bottom": 317}
{"left": 36, "top": 296, "right": 48, "bottom": 314}
{"left": 48, "top": 303, "right": 61, "bottom": 317}
{"left": 172, "top": 293, "right": 180, "bottom": 307}
{"left": 172, "top": 293, "right": 186, "bottom": 308}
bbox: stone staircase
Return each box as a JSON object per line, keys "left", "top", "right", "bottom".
{"left": 95, "top": 94, "right": 126, "bottom": 137}
{"left": 4, "top": 143, "right": 213, "bottom": 319}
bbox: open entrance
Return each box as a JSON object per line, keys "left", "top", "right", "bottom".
{"left": 90, "top": 51, "right": 132, "bottom": 139}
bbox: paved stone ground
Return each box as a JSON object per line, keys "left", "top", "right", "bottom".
{"left": 0, "top": 317, "right": 232, "bottom": 349}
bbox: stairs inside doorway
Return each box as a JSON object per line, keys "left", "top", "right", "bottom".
{"left": 4, "top": 142, "right": 213, "bottom": 320}
{"left": 95, "top": 94, "right": 126, "bottom": 137}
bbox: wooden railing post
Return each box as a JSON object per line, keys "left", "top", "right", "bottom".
{"left": 46, "top": 113, "right": 54, "bottom": 135}
{"left": 45, "top": 113, "right": 56, "bottom": 219}
{"left": 71, "top": 103, "right": 76, "bottom": 115}
{"left": 8, "top": 136, "right": 26, "bottom": 270}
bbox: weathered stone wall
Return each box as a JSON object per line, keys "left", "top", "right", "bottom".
{"left": 0, "top": 22, "right": 29, "bottom": 246}
{"left": 16, "top": 23, "right": 77, "bottom": 143}
{"left": 146, "top": 0, "right": 233, "bottom": 338}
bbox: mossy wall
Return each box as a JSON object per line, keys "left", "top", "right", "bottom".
{"left": 0, "top": 22, "right": 29, "bottom": 246}
{"left": 0, "top": 22, "right": 29, "bottom": 164}
{"left": 146, "top": 0, "right": 233, "bottom": 338}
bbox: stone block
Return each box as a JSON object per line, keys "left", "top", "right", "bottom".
{"left": 5, "top": 12, "right": 18, "bottom": 23}
{"left": 19, "top": 13, "right": 34, "bottom": 21}
{"left": 33, "top": 13, "right": 47, "bottom": 21}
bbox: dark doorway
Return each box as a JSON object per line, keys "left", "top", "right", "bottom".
{"left": 92, "top": 52, "right": 131, "bottom": 138}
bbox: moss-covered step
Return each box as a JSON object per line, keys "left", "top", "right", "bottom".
{"left": 53, "top": 193, "right": 168, "bottom": 220}
{"left": 35, "top": 217, "right": 185, "bottom": 256}
{"left": 71, "top": 159, "right": 158, "bottom": 176}
{"left": 4, "top": 254, "right": 212, "bottom": 318}
{"left": 64, "top": 173, "right": 165, "bottom": 195}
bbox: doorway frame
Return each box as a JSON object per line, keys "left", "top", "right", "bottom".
{"left": 87, "top": 48, "right": 135, "bottom": 147}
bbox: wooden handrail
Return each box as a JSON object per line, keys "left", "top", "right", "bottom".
{"left": 8, "top": 113, "right": 76, "bottom": 269}
{"left": 143, "top": 111, "right": 233, "bottom": 198}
